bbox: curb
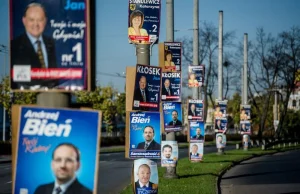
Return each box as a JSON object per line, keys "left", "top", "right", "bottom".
{"left": 215, "top": 146, "right": 300, "bottom": 194}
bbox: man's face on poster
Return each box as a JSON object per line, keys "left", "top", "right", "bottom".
{"left": 137, "top": 165, "right": 151, "bottom": 185}
{"left": 192, "top": 145, "right": 198, "bottom": 153}
{"left": 172, "top": 111, "right": 178, "bottom": 121}
{"left": 139, "top": 76, "right": 147, "bottom": 90}
{"left": 217, "top": 120, "right": 221, "bottom": 126}
{"left": 164, "top": 79, "right": 170, "bottom": 88}
{"left": 191, "top": 104, "right": 195, "bottom": 111}
{"left": 196, "top": 128, "right": 201, "bottom": 135}
{"left": 163, "top": 147, "right": 172, "bottom": 159}
{"left": 217, "top": 136, "right": 223, "bottom": 143}
{"left": 143, "top": 127, "right": 154, "bottom": 142}
{"left": 23, "top": 5, "right": 47, "bottom": 38}
{"left": 51, "top": 145, "right": 80, "bottom": 184}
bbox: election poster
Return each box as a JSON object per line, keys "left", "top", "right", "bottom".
{"left": 214, "top": 117, "right": 227, "bottom": 133}
{"left": 240, "top": 121, "right": 251, "bottom": 135}
{"left": 128, "top": 0, "right": 161, "bottom": 44}
{"left": 133, "top": 64, "right": 162, "bottom": 112}
{"left": 214, "top": 100, "right": 228, "bottom": 119}
{"left": 161, "top": 72, "right": 181, "bottom": 102}
{"left": 10, "top": 0, "right": 92, "bottom": 91}
{"left": 188, "top": 65, "right": 205, "bottom": 87}
{"left": 243, "top": 134, "right": 250, "bottom": 149}
{"left": 189, "top": 142, "right": 203, "bottom": 162}
{"left": 129, "top": 112, "right": 161, "bottom": 159}
{"left": 133, "top": 158, "right": 158, "bottom": 194}
{"left": 240, "top": 104, "right": 251, "bottom": 121}
{"left": 162, "top": 102, "right": 182, "bottom": 132}
{"left": 161, "top": 141, "right": 178, "bottom": 167}
{"left": 163, "top": 42, "right": 182, "bottom": 72}
{"left": 13, "top": 106, "right": 101, "bottom": 194}
{"left": 216, "top": 133, "right": 226, "bottom": 149}
{"left": 187, "top": 99, "right": 204, "bottom": 121}
{"left": 189, "top": 121, "right": 205, "bottom": 143}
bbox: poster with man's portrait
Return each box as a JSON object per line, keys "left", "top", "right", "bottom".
{"left": 129, "top": 112, "right": 161, "bottom": 159}
{"left": 189, "top": 142, "right": 204, "bottom": 162}
{"left": 187, "top": 99, "right": 204, "bottom": 121}
{"left": 243, "top": 134, "right": 250, "bottom": 149}
{"left": 14, "top": 106, "right": 101, "bottom": 194}
{"left": 240, "top": 121, "right": 251, "bottom": 135}
{"left": 10, "top": 0, "right": 92, "bottom": 91}
{"left": 133, "top": 158, "right": 158, "bottom": 194}
{"left": 161, "top": 141, "right": 178, "bottom": 167}
{"left": 189, "top": 121, "right": 205, "bottom": 143}
{"left": 132, "top": 64, "right": 162, "bottom": 112}
{"left": 162, "top": 102, "right": 182, "bottom": 132}
{"left": 214, "top": 117, "right": 227, "bottom": 133}
{"left": 128, "top": 0, "right": 161, "bottom": 44}
{"left": 216, "top": 133, "right": 226, "bottom": 149}
{"left": 161, "top": 72, "right": 181, "bottom": 102}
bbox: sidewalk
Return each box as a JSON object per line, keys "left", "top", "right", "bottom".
{"left": 220, "top": 150, "right": 300, "bottom": 194}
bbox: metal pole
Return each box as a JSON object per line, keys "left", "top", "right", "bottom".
{"left": 2, "top": 53, "right": 6, "bottom": 141}
{"left": 218, "top": 11, "right": 223, "bottom": 100}
{"left": 136, "top": 44, "right": 150, "bottom": 65}
{"left": 193, "top": 0, "right": 200, "bottom": 100}
{"left": 241, "top": 67, "right": 244, "bottom": 103}
{"left": 164, "top": 0, "right": 178, "bottom": 179}
{"left": 217, "top": 11, "right": 224, "bottom": 154}
{"left": 243, "top": 33, "right": 248, "bottom": 104}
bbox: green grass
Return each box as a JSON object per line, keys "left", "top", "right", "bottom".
{"left": 120, "top": 145, "right": 300, "bottom": 194}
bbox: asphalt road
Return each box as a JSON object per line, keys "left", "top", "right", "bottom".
{"left": 0, "top": 145, "right": 233, "bottom": 194}
{"left": 220, "top": 149, "right": 300, "bottom": 194}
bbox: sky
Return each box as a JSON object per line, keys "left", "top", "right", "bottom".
{"left": 0, "top": 0, "right": 300, "bottom": 94}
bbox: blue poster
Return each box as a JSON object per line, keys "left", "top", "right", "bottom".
{"left": 129, "top": 112, "right": 161, "bottom": 159}
{"left": 189, "top": 121, "right": 205, "bottom": 143}
{"left": 161, "top": 72, "right": 181, "bottom": 102}
{"left": 188, "top": 65, "right": 205, "bottom": 87}
{"left": 14, "top": 106, "right": 101, "bottom": 194}
{"left": 214, "top": 117, "right": 227, "bottom": 133}
{"left": 162, "top": 102, "right": 182, "bottom": 132}
{"left": 133, "top": 65, "right": 161, "bottom": 112}
{"left": 240, "top": 104, "right": 251, "bottom": 121}
{"left": 187, "top": 99, "right": 204, "bottom": 121}
{"left": 128, "top": 0, "right": 161, "bottom": 44}
{"left": 163, "top": 42, "right": 181, "bottom": 72}
{"left": 240, "top": 121, "right": 251, "bottom": 135}
{"left": 10, "top": 0, "right": 91, "bottom": 91}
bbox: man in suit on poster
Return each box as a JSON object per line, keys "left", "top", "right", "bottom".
{"left": 215, "top": 119, "right": 222, "bottom": 130}
{"left": 135, "top": 164, "right": 158, "bottom": 191}
{"left": 34, "top": 143, "right": 92, "bottom": 194}
{"left": 161, "top": 79, "right": 173, "bottom": 96}
{"left": 137, "top": 126, "right": 161, "bottom": 150}
{"left": 188, "top": 103, "right": 196, "bottom": 117}
{"left": 133, "top": 76, "right": 150, "bottom": 110}
{"left": 192, "top": 127, "right": 204, "bottom": 140}
{"left": 168, "top": 110, "right": 182, "bottom": 126}
{"left": 11, "top": 3, "right": 58, "bottom": 89}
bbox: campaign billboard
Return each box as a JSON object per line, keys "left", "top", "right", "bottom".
{"left": 216, "top": 133, "right": 226, "bottom": 149}
{"left": 133, "top": 158, "right": 158, "bottom": 194}
{"left": 10, "top": 0, "right": 92, "bottom": 91}
{"left": 133, "top": 65, "right": 161, "bottom": 112}
{"left": 243, "top": 134, "right": 250, "bottom": 149}
{"left": 188, "top": 65, "right": 205, "bottom": 87}
{"left": 240, "top": 104, "right": 251, "bottom": 121}
{"left": 214, "top": 100, "right": 228, "bottom": 119}
{"left": 129, "top": 112, "right": 161, "bottom": 159}
{"left": 189, "top": 121, "right": 205, "bottom": 143}
{"left": 162, "top": 102, "right": 182, "bottom": 132}
{"left": 189, "top": 142, "right": 203, "bottom": 162}
{"left": 13, "top": 106, "right": 101, "bottom": 194}
{"left": 240, "top": 121, "right": 251, "bottom": 135}
{"left": 214, "top": 117, "right": 227, "bottom": 133}
{"left": 161, "top": 141, "right": 178, "bottom": 167}
{"left": 163, "top": 42, "right": 181, "bottom": 72}
{"left": 187, "top": 99, "right": 204, "bottom": 121}
{"left": 128, "top": 0, "right": 161, "bottom": 44}
{"left": 161, "top": 72, "right": 181, "bottom": 102}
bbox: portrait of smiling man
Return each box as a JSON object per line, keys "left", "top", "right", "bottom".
{"left": 34, "top": 143, "right": 92, "bottom": 194}
{"left": 136, "top": 126, "right": 161, "bottom": 150}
